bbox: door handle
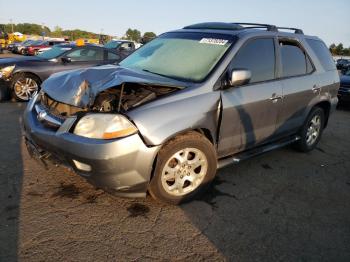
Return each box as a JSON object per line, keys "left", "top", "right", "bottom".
{"left": 312, "top": 85, "right": 321, "bottom": 93}
{"left": 269, "top": 93, "right": 283, "bottom": 103}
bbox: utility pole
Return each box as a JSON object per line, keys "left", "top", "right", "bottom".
{"left": 41, "top": 23, "right": 45, "bottom": 40}
{"left": 10, "top": 19, "right": 13, "bottom": 33}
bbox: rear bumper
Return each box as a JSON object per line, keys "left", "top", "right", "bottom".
{"left": 23, "top": 95, "right": 160, "bottom": 197}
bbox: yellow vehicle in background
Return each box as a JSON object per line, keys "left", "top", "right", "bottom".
{"left": 75, "top": 38, "right": 99, "bottom": 46}
{"left": 0, "top": 32, "right": 26, "bottom": 49}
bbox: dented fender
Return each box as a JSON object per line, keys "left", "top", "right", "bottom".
{"left": 127, "top": 90, "right": 221, "bottom": 146}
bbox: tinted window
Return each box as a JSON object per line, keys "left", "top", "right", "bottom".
{"left": 108, "top": 52, "right": 120, "bottom": 60}
{"left": 306, "top": 39, "right": 336, "bottom": 71}
{"left": 280, "top": 42, "right": 310, "bottom": 77}
{"left": 66, "top": 48, "right": 103, "bottom": 61}
{"left": 230, "top": 38, "right": 275, "bottom": 83}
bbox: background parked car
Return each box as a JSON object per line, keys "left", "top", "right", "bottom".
{"left": 338, "top": 69, "right": 350, "bottom": 103}
{"left": 36, "top": 40, "right": 69, "bottom": 55}
{"left": 336, "top": 59, "right": 350, "bottom": 71}
{"left": 13, "top": 39, "right": 35, "bottom": 54}
{"left": 0, "top": 44, "right": 122, "bottom": 101}
{"left": 104, "top": 40, "right": 137, "bottom": 59}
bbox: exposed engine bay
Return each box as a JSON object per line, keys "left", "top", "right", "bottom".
{"left": 40, "top": 83, "right": 178, "bottom": 118}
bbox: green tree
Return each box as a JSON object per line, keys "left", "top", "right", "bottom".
{"left": 335, "top": 43, "right": 344, "bottom": 55}
{"left": 124, "top": 28, "right": 141, "bottom": 42}
{"left": 51, "top": 26, "right": 63, "bottom": 37}
{"left": 143, "top": 32, "right": 156, "bottom": 39}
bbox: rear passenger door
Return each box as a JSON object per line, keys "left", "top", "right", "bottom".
{"left": 218, "top": 37, "right": 283, "bottom": 156}
{"left": 275, "top": 38, "right": 318, "bottom": 136}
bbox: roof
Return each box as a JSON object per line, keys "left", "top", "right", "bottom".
{"left": 170, "top": 22, "right": 318, "bottom": 40}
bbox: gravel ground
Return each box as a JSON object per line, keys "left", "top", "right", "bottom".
{"left": 0, "top": 101, "right": 350, "bottom": 262}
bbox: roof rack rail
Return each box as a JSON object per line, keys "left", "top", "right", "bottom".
{"left": 232, "top": 23, "right": 304, "bottom": 35}
{"left": 276, "top": 27, "right": 304, "bottom": 34}
{"left": 232, "top": 22, "right": 278, "bottom": 32}
{"left": 183, "top": 22, "right": 304, "bottom": 35}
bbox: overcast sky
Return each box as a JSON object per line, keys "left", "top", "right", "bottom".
{"left": 0, "top": 0, "right": 349, "bottom": 46}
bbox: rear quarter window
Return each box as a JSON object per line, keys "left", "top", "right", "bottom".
{"left": 306, "top": 39, "right": 336, "bottom": 71}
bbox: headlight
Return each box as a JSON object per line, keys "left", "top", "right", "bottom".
{"left": 74, "top": 114, "right": 138, "bottom": 139}
{"left": 0, "top": 65, "right": 15, "bottom": 79}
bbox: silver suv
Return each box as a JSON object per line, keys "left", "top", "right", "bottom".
{"left": 24, "top": 22, "right": 339, "bottom": 204}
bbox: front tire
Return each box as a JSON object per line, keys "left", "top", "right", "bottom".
{"left": 295, "top": 107, "right": 325, "bottom": 152}
{"left": 148, "top": 131, "right": 217, "bottom": 204}
{"left": 11, "top": 73, "right": 40, "bottom": 102}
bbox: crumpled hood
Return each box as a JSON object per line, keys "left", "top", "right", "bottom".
{"left": 42, "top": 64, "right": 185, "bottom": 108}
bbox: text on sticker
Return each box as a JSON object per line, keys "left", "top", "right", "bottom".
{"left": 199, "top": 38, "right": 228, "bottom": 45}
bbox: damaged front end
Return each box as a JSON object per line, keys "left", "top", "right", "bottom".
{"left": 39, "top": 82, "right": 178, "bottom": 121}
{"left": 23, "top": 66, "right": 184, "bottom": 197}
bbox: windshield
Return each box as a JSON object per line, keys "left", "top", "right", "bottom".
{"left": 104, "top": 40, "right": 122, "bottom": 49}
{"left": 120, "top": 32, "right": 235, "bottom": 82}
{"left": 37, "top": 45, "right": 72, "bottom": 59}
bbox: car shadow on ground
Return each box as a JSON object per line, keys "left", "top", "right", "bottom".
{"left": 181, "top": 107, "right": 350, "bottom": 261}
{"left": 0, "top": 102, "right": 25, "bottom": 261}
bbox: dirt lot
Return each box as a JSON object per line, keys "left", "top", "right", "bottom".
{"left": 0, "top": 100, "right": 350, "bottom": 261}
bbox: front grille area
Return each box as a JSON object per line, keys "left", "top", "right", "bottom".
{"left": 40, "top": 93, "right": 86, "bottom": 119}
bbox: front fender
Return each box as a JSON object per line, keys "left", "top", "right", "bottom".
{"left": 127, "top": 91, "right": 221, "bottom": 146}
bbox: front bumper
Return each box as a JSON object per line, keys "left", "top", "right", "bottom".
{"left": 338, "top": 87, "right": 350, "bottom": 102}
{"left": 23, "top": 95, "right": 160, "bottom": 197}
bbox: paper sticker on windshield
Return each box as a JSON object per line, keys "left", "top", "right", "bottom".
{"left": 199, "top": 38, "right": 228, "bottom": 45}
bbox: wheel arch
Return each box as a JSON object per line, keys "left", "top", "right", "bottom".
{"left": 11, "top": 71, "right": 42, "bottom": 87}
{"left": 148, "top": 128, "right": 216, "bottom": 181}
{"left": 313, "top": 100, "right": 331, "bottom": 128}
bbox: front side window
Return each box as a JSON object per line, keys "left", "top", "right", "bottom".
{"left": 66, "top": 48, "right": 104, "bottom": 61}
{"left": 229, "top": 38, "right": 276, "bottom": 84}
{"left": 120, "top": 32, "right": 235, "bottom": 82}
{"left": 280, "top": 41, "right": 313, "bottom": 77}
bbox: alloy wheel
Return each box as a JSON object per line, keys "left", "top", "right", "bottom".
{"left": 161, "top": 147, "right": 208, "bottom": 196}
{"left": 14, "top": 77, "right": 39, "bottom": 101}
{"left": 306, "top": 114, "right": 321, "bottom": 146}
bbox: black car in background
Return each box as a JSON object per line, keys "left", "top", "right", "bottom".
{"left": 0, "top": 44, "right": 122, "bottom": 101}
{"left": 336, "top": 59, "right": 350, "bottom": 71}
{"left": 338, "top": 69, "right": 350, "bottom": 103}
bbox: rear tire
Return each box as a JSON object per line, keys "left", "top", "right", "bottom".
{"left": 295, "top": 107, "right": 325, "bottom": 152}
{"left": 148, "top": 131, "right": 217, "bottom": 205}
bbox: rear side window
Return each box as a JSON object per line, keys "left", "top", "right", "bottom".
{"left": 230, "top": 38, "right": 275, "bottom": 83}
{"left": 280, "top": 41, "right": 313, "bottom": 77}
{"left": 306, "top": 39, "right": 336, "bottom": 71}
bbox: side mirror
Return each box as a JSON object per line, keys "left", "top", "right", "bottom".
{"left": 229, "top": 69, "right": 251, "bottom": 87}
{"left": 61, "top": 57, "right": 72, "bottom": 63}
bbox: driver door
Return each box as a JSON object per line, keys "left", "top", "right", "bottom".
{"left": 218, "top": 37, "right": 283, "bottom": 157}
